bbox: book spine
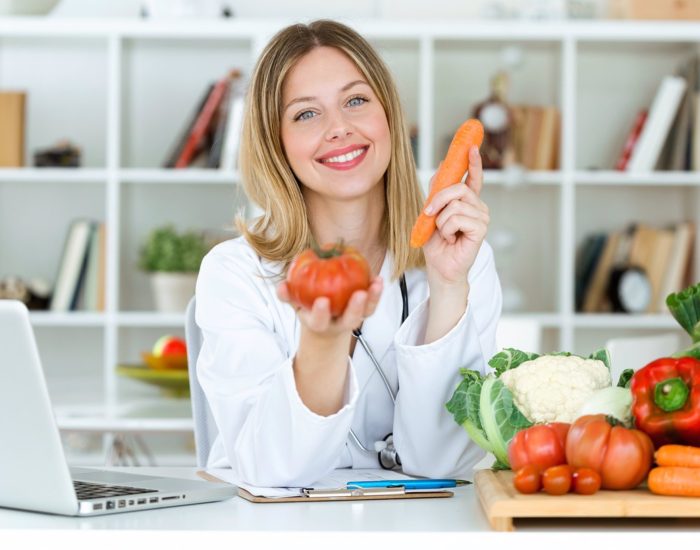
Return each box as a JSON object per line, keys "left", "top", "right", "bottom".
{"left": 174, "top": 76, "right": 230, "bottom": 169}
{"left": 616, "top": 110, "right": 648, "bottom": 171}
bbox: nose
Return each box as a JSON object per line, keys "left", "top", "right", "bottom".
{"left": 324, "top": 110, "right": 352, "bottom": 141}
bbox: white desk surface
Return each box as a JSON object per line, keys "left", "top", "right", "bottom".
{"left": 1, "top": 467, "right": 700, "bottom": 533}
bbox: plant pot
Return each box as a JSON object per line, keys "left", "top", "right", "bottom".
{"left": 150, "top": 272, "right": 197, "bottom": 313}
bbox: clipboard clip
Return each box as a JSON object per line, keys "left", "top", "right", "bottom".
{"left": 302, "top": 486, "right": 406, "bottom": 498}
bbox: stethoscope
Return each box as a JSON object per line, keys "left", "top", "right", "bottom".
{"left": 348, "top": 274, "right": 408, "bottom": 470}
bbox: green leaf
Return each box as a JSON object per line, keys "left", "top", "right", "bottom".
{"left": 446, "top": 370, "right": 490, "bottom": 451}
{"left": 488, "top": 348, "right": 539, "bottom": 377}
{"left": 478, "top": 376, "right": 533, "bottom": 468}
{"left": 617, "top": 368, "right": 634, "bottom": 388}
{"left": 589, "top": 348, "right": 611, "bottom": 370}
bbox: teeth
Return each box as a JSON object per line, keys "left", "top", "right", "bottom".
{"left": 322, "top": 148, "right": 365, "bottom": 164}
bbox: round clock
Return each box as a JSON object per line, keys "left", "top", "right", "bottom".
{"left": 608, "top": 266, "right": 652, "bottom": 313}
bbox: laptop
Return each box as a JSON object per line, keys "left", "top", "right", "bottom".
{"left": 0, "top": 300, "right": 237, "bottom": 516}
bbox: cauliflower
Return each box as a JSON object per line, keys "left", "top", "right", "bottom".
{"left": 499, "top": 354, "right": 611, "bottom": 423}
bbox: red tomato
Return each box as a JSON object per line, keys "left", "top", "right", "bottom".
{"left": 513, "top": 465, "right": 542, "bottom": 494}
{"left": 542, "top": 464, "right": 573, "bottom": 496}
{"left": 286, "top": 243, "right": 371, "bottom": 317}
{"left": 572, "top": 468, "right": 601, "bottom": 495}
{"left": 508, "top": 423, "right": 570, "bottom": 471}
{"left": 565, "top": 414, "right": 654, "bottom": 490}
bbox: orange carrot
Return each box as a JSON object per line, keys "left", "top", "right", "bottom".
{"left": 409, "top": 119, "right": 484, "bottom": 248}
{"left": 647, "top": 466, "right": 700, "bottom": 497}
{"left": 655, "top": 444, "right": 700, "bottom": 468}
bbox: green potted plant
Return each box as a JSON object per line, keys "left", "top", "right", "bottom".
{"left": 139, "top": 225, "right": 208, "bottom": 312}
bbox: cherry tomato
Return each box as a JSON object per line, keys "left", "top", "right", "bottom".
{"left": 513, "top": 465, "right": 542, "bottom": 494}
{"left": 572, "top": 467, "right": 601, "bottom": 495}
{"left": 286, "top": 243, "right": 371, "bottom": 317}
{"left": 508, "top": 423, "right": 570, "bottom": 471}
{"left": 541, "top": 464, "right": 573, "bottom": 496}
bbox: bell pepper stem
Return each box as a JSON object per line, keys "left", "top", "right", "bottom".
{"left": 654, "top": 377, "right": 690, "bottom": 412}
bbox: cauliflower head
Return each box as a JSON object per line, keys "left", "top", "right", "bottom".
{"left": 499, "top": 354, "right": 611, "bottom": 423}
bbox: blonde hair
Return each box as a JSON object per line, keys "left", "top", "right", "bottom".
{"left": 236, "top": 19, "right": 425, "bottom": 280}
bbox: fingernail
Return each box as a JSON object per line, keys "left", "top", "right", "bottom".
{"left": 424, "top": 204, "right": 434, "bottom": 215}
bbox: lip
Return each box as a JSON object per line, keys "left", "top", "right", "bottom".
{"left": 316, "top": 145, "right": 369, "bottom": 171}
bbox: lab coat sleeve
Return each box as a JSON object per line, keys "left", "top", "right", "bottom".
{"left": 195, "top": 242, "right": 359, "bottom": 487}
{"left": 392, "top": 241, "right": 502, "bottom": 478}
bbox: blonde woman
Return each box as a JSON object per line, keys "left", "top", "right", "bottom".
{"left": 195, "top": 19, "right": 502, "bottom": 487}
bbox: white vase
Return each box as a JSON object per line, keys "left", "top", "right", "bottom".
{"left": 150, "top": 272, "right": 197, "bottom": 313}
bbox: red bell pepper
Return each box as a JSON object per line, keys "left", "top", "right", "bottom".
{"left": 630, "top": 356, "right": 700, "bottom": 447}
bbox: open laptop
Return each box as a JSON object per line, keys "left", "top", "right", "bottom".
{"left": 0, "top": 300, "right": 237, "bottom": 516}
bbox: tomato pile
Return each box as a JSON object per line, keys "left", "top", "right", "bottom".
{"left": 510, "top": 414, "right": 654, "bottom": 496}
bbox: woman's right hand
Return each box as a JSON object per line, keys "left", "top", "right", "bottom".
{"left": 277, "top": 276, "right": 384, "bottom": 339}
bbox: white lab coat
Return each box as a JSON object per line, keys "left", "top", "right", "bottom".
{"left": 195, "top": 236, "right": 502, "bottom": 487}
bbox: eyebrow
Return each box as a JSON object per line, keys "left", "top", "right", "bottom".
{"left": 284, "top": 80, "right": 369, "bottom": 112}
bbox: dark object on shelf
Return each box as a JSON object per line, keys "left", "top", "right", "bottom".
{"left": 0, "top": 276, "right": 50, "bottom": 310}
{"left": 606, "top": 225, "right": 652, "bottom": 314}
{"left": 33, "top": 141, "right": 81, "bottom": 168}
{"left": 472, "top": 71, "right": 514, "bottom": 170}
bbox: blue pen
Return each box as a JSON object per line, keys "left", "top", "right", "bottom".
{"left": 346, "top": 479, "right": 470, "bottom": 490}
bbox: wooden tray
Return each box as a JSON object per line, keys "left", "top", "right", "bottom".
{"left": 475, "top": 469, "right": 700, "bottom": 531}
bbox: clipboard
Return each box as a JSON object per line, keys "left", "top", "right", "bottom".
{"left": 197, "top": 470, "right": 453, "bottom": 503}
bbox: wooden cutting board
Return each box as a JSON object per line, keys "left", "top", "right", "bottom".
{"left": 475, "top": 469, "right": 700, "bottom": 531}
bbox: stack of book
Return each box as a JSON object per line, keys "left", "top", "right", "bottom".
{"left": 50, "top": 219, "right": 106, "bottom": 312}
{"left": 616, "top": 56, "right": 700, "bottom": 171}
{"left": 510, "top": 104, "right": 560, "bottom": 170}
{"left": 575, "top": 221, "right": 695, "bottom": 313}
{"left": 163, "top": 68, "right": 246, "bottom": 170}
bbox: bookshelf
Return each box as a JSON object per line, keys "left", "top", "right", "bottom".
{"left": 1, "top": 17, "right": 698, "bottom": 464}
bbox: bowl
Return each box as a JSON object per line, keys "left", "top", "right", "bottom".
{"left": 141, "top": 352, "right": 188, "bottom": 371}
{"left": 116, "top": 364, "right": 190, "bottom": 398}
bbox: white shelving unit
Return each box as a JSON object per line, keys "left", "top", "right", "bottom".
{"left": 1, "top": 17, "right": 699, "bottom": 464}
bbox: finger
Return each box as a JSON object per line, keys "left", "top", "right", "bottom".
{"left": 465, "top": 146, "right": 483, "bottom": 196}
{"left": 306, "top": 296, "right": 332, "bottom": 331}
{"left": 363, "top": 277, "right": 384, "bottom": 317}
{"left": 437, "top": 214, "right": 487, "bottom": 245}
{"left": 340, "top": 289, "right": 368, "bottom": 329}
{"left": 435, "top": 201, "right": 490, "bottom": 232}
{"left": 423, "top": 182, "right": 471, "bottom": 217}
{"left": 277, "top": 281, "right": 291, "bottom": 304}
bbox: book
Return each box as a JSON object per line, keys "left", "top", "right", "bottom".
{"left": 208, "top": 69, "right": 242, "bottom": 168}
{"left": 0, "top": 91, "right": 26, "bottom": 167}
{"left": 79, "top": 222, "right": 106, "bottom": 311}
{"left": 582, "top": 230, "right": 623, "bottom": 313}
{"left": 627, "top": 75, "right": 687, "bottom": 172}
{"left": 575, "top": 233, "right": 607, "bottom": 311}
{"left": 174, "top": 74, "right": 231, "bottom": 168}
{"left": 534, "top": 106, "right": 560, "bottom": 170}
{"left": 656, "top": 221, "right": 695, "bottom": 311}
{"left": 627, "top": 224, "right": 675, "bottom": 313}
{"left": 219, "top": 78, "right": 246, "bottom": 172}
{"left": 163, "top": 83, "right": 215, "bottom": 168}
{"left": 50, "top": 219, "right": 95, "bottom": 312}
{"left": 615, "top": 110, "right": 648, "bottom": 171}
{"left": 665, "top": 56, "right": 697, "bottom": 171}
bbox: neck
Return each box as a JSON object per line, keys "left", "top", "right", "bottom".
{"left": 304, "top": 185, "right": 386, "bottom": 276}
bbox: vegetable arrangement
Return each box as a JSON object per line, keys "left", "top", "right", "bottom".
{"left": 445, "top": 347, "right": 613, "bottom": 469}
{"left": 410, "top": 119, "right": 484, "bottom": 248}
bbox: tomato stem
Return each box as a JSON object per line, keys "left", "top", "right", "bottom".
{"left": 313, "top": 239, "right": 345, "bottom": 259}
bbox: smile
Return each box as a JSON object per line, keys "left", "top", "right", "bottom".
{"left": 317, "top": 146, "right": 369, "bottom": 170}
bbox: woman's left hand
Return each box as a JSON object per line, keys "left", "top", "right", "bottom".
{"left": 422, "top": 146, "right": 489, "bottom": 286}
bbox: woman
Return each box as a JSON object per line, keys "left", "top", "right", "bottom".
{"left": 195, "top": 19, "right": 502, "bottom": 487}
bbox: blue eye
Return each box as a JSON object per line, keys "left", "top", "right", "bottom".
{"left": 295, "top": 110, "right": 316, "bottom": 121}
{"left": 348, "top": 96, "right": 367, "bottom": 107}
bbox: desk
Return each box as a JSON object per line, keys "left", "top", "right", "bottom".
{"left": 1, "top": 467, "right": 700, "bottom": 533}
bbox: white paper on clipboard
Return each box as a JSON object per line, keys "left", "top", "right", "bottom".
{"left": 204, "top": 468, "right": 417, "bottom": 498}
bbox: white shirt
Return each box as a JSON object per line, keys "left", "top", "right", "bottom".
{"left": 195, "top": 236, "right": 502, "bottom": 487}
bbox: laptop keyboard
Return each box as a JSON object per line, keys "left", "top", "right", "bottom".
{"left": 73, "top": 480, "right": 158, "bottom": 500}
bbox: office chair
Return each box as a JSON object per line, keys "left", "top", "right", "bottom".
{"left": 185, "top": 296, "right": 219, "bottom": 467}
{"left": 605, "top": 332, "right": 682, "bottom": 386}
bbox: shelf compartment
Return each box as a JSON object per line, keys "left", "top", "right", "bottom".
{"left": 0, "top": 168, "right": 107, "bottom": 183}
{"left": 575, "top": 171, "right": 700, "bottom": 186}
{"left": 0, "top": 36, "right": 109, "bottom": 168}
{"left": 120, "top": 36, "right": 252, "bottom": 169}
{"left": 119, "top": 168, "right": 239, "bottom": 184}
{"left": 576, "top": 40, "right": 697, "bottom": 171}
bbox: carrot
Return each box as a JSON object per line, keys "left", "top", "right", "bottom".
{"left": 409, "top": 118, "right": 484, "bottom": 248}
{"left": 647, "top": 466, "right": 700, "bottom": 497}
{"left": 655, "top": 444, "right": 700, "bottom": 468}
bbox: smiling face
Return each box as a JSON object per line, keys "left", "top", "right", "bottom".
{"left": 280, "top": 46, "right": 392, "bottom": 204}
